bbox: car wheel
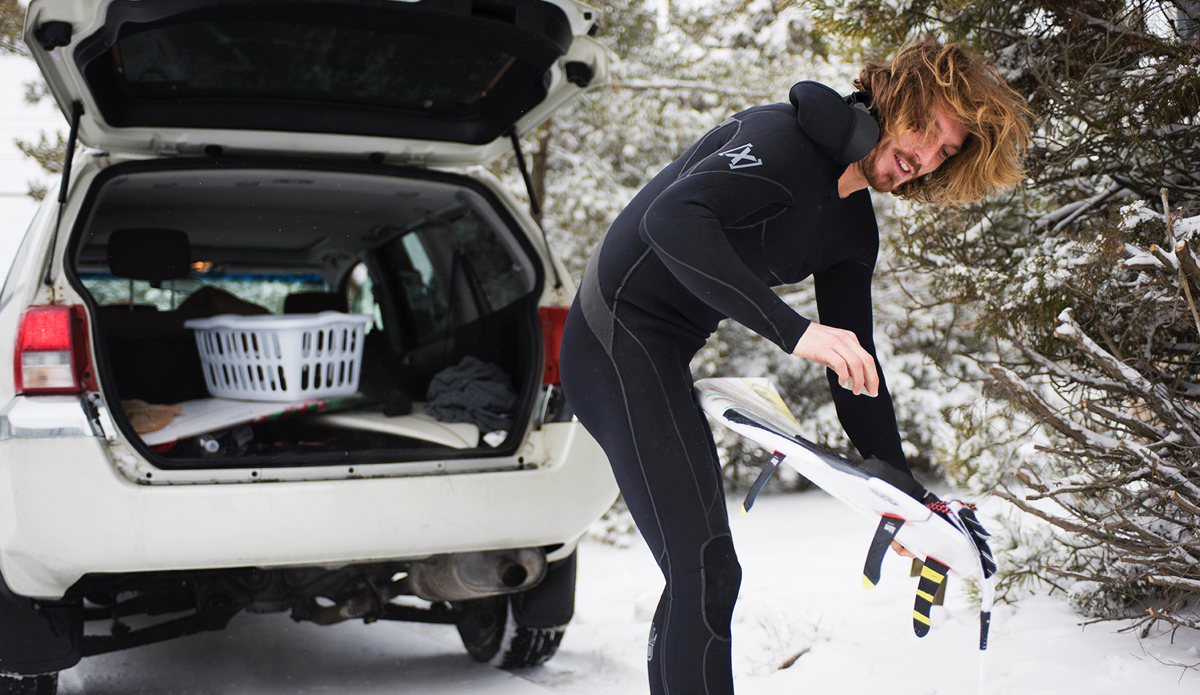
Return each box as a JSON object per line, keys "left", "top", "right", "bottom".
{"left": 0, "top": 673, "right": 57, "bottom": 695}
{"left": 455, "top": 595, "right": 566, "bottom": 669}
{"left": 455, "top": 549, "right": 577, "bottom": 669}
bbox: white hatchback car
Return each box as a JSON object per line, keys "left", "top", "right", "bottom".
{"left": 0, "top": 0, "right": 617, "bottom": 692}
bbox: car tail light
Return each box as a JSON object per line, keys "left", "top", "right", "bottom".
{"left": 539, "top": 306, "right": 569, "bottom": 385}
{"left": 15, "top": 305, "right": 93, "bottom": 394}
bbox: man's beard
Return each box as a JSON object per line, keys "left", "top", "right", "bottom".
{"left": 858, "top": 146, "right": 900, "bottom": 192}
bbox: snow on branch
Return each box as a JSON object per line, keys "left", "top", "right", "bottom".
{"left": 1054, "top": 309, "right": 1200, "bottom": 443}
{"left": 988, "top": 365, "right": 1123, "bottom": 451}
{"left": 1035, "top": 182, "right": 1125, "bottom": 234}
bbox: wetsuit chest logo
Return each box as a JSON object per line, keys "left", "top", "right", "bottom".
{"left": 719, "top": 144, "right": 763, "bottom": 170}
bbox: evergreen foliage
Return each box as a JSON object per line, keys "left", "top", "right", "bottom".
{"left": 808, "top": 0, "right": 1200, "bottom": 632}
{"left": 3, "top": 0, "right": 64, "bottom": 200}
{"left": 0, "top": 0, "right": 25, "bottom": 57}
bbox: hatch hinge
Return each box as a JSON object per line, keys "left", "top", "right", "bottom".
{"left": 508, "top": 130, "right": 561, "bottom": 289}
{"left": 43, "top": 101, "right": 83, "bottom": 288}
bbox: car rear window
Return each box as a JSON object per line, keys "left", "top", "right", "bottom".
{"left": 113, "top": 20, "right": 515, "bottom": 114}
{"left": 79, "top": 272, "right": 328, "bottom": 315}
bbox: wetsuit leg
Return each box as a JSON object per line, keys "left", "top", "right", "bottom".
{"left": 561, "top": 299, "right": 742, "bottom": 695}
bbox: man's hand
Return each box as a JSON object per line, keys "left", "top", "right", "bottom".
{"left": 890, "top": 541, "right": 916, "bottom": 558}
{"left": 792, "top": 323, "right": 879, "bottom": 397}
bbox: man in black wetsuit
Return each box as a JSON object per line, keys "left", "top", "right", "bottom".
{"left": 559, "top": 40, "right": 1030, "bottom": 695}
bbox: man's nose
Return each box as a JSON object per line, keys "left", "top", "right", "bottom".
{"left": 914, "top": 140, "right": 942, "bottom": 175}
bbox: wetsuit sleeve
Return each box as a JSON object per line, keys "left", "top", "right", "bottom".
{"left": 813, "top": 260, "right": 912, "bottom": 476}
{"left": 638, "top": 128, "right": 814, "bottom": 353}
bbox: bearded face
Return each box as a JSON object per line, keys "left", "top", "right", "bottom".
{"left": 856, "top": 105, "right": 967, "bottom": 194}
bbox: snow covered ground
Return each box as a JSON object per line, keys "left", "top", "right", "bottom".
{"left": 2, "top": 52, "right": 1198, "bottom": 695}
{"left": 54, "top": 492, "right": 1200, "bottom": 695}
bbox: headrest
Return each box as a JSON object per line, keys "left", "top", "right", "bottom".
{"left": 284, "top": 292, "right": 349, "bottom": 314}
{"left": 106, "top": 228, "right": 192, "bottom": 282}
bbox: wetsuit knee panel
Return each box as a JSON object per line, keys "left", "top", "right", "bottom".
{"left": 701, "top": 535, "right": 741, "bottom": 639}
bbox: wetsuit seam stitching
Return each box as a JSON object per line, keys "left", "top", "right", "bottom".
{"left": 614, "top": 315, "right": 718, "bottom": 541}
{"left": 680, "top": 118, "right": 742, "bottom": 177}
{"left": 612, "top": 248, "right": 655, "bottom": 306}
{"left": 641, "top": 236, "right": 790, "bottom": 348}
{"left": 603, "top": 331, "right": 677, "bottom": 694}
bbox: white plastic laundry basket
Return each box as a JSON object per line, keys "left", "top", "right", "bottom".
{"left": 184, "top": 312, "right": 373, "bottom": 402}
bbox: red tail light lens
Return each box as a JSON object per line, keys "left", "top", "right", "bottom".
{"left": 15, "top": 306, "right": 91, "bottom": 394}
{"left": 539, "top": 306, "right": 569, "bottom": 385}
{"left": 20, "top": 307, "right": 74, "bottom": 351}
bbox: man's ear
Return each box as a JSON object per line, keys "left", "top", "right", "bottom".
{"left": 790, "top": 82, "right": 880, "bottom": 165}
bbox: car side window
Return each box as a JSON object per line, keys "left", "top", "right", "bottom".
{"left": 381, "top": 231, "right": 453, "bottom": 347}
{"left": 453, "top": 212, "right": 529, "bottom": 313}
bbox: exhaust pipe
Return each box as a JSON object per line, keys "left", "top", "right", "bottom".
{"left": 406, "top": 548, "right": 547, "bottom": 602}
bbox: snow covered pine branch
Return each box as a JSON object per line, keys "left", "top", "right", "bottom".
{"left": 988, "top": 200, "right": 1200, "bottom": 633}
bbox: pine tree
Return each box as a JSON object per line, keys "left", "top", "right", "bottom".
{"left": 3, "top": 0, "right": 65, "bottom": 200}
{"left": 0, "top": 0, "right": 26, "bottom": 57}
{"left": 809, "top": 0, "right": 1200, "bottom": 632}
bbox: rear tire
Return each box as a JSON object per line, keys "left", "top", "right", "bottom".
{"left": 0, "top": 673, "right": 57, "bottom": 695}
{"left": 455, "top": 596, "right": 566, "bottom": 669}
{"left": 455, "top": 549, "right": 576, "bottom": 669}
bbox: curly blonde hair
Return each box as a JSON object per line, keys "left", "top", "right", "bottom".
{"left": 855, "top": 39, "right": 1032, "bottom": 207}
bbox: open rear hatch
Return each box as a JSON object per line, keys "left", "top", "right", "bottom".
{"left": 67, "top": 160, "right": 548, "bottom": 470}
{"left": 26, "top": 0, "right": 605, "bottom": 163}
{"left": 25, "top": 0, "right": 604, "bottom": 472}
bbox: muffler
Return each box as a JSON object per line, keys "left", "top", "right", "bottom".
{"left": 406, "top": 548, "right": 547, "bottom": 602}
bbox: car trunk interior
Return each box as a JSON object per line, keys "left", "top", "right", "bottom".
{"left": 65, "top": 159, "right": 544, "bottom": 468}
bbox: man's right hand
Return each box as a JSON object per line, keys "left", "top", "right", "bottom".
{"left": 792, "top": 322, "right": 879, "bottom": 397}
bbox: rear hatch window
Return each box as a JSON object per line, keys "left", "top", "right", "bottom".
{"left": 71, "top": 0, "right": 575, "bottom": 145}
{"left": 115, "top": 21, "right": 514, "bottom": 112}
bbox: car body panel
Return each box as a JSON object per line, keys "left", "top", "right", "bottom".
{"left": 0, "top": 420, "right": 612, "bottom": 599}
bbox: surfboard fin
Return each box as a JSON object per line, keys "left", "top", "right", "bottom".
{"left": 862, "top": 515, "right": 905, "bottom": 589}
{"left": 741, "top": 451, "right": 785, "bottom": 515}
{"left": 912, "top": 557, "right": 950, "bottom": 637}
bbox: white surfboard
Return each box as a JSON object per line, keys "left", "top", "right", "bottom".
{"left": 694, "top": 377, "right": 983, "bottom": 580}
{"left": 141, "top": 397, "right": 479, "bottom": 450}
{"left": 696, "top": 377, "right": 997, "bottom": 688}
{"left": 141, "top": 394, "right": 366, "bottom": 446}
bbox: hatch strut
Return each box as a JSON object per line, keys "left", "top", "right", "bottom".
{"left": 509, "top": 130, "right": 561, "bottom": 289}
{"left": 43, "top": 101, "right": 84, "bottom": 287}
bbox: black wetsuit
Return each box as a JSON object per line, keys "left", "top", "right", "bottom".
{"left": 559, "top": 82, "right": 911, "bottom": 695}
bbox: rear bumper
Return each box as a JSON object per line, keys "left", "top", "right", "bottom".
{"left": 0, "top": 417, "right": 616, "bottom": 600}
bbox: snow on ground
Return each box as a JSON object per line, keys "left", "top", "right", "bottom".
{"left": 56, "top": 491, "right": 1200, "bottom": 695}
